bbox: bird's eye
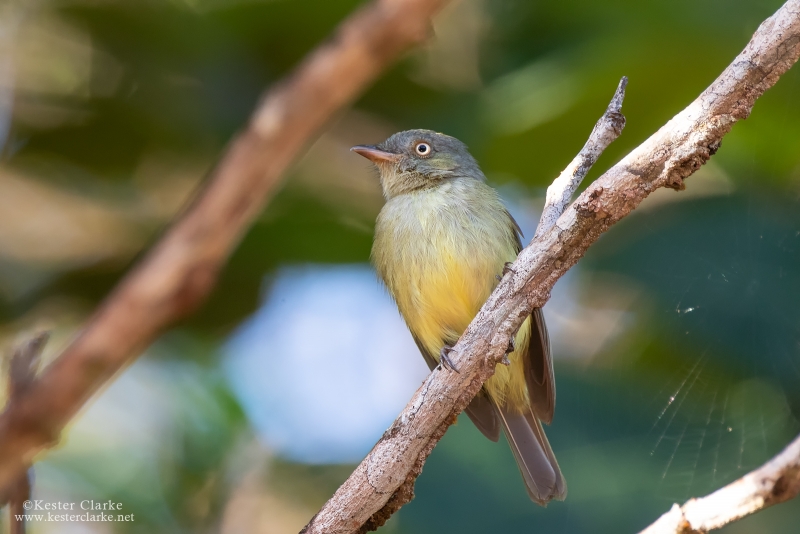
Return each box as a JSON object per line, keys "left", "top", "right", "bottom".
{"left": 415, "top": 142, "right": 431, "bottom": 156}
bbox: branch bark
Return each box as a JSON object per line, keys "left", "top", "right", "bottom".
{"left": 302, "top": 1, "right": 800, "bottom": 532}
{"left": 0, "top": 0, "right": 451, "bottom": 495}
{"left": 535, "top": 76, "right": 627, "bottom": 239}
{"left": 640, "top": 432, "right": 800, "bottom": 534}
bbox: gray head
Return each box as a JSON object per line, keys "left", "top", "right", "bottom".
{"left": 351, "top": 129, "right": 484, "bottom": 199}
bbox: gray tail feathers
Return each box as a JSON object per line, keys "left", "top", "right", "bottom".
{"left": 497, "top": 407, "right": 567, "bottom": 505}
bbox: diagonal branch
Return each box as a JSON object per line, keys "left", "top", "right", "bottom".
{"left": 302, "top": 1, "right": 800, "bottom": 532}
{"left": 0, "top": 0, "right": 452, "bottom": 496}
{"left": 640, "top": 432, "right": 800, "bottom": 534}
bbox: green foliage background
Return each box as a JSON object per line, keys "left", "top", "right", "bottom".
{"left": 1, "top": 0, "right": 799, "bottom": 532}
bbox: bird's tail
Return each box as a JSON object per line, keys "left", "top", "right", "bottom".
{"left": 497, "top": 407, "right": 567, "bottom": 505}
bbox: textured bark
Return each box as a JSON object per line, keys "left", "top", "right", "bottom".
{"left": 302, "top": 2, "right": 800, "bottom": 532}
{"left": 0, "top": 0, "right": 451, "bottom": 495}
{"left": 535, "top": 76, "right": 627, "bottom": 239}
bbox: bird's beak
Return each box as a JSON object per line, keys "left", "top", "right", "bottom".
{"left": 350, "top": 145, "right": 401, "bottom": 164}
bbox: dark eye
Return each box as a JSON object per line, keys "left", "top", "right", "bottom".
{"left": 415, "top": 142, "right": 431, "bottom": 156}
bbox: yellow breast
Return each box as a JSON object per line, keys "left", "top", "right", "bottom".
{"left": 372, "top": 179, "right": 531, "bottom": 410}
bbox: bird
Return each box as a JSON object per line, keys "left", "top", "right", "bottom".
{"left": 351, "top": 129, "right": 566, "bottom": 505}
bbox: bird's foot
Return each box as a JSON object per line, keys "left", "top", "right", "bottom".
{"left": 439, "top": 345, "right": 459, "bottom": 373}
{"left": 500, "top": 337, "right": 515, "bottom": 365}
{"left": 497, "top": 262, "right": 516, "bottom": 281}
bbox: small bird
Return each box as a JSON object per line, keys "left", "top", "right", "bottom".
{"left": 352, "top": 129, "right": 566, "bottom": 505}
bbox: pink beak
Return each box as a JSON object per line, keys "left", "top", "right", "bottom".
{"left": 350, "top": 145, "right": 401, "bottom": 164}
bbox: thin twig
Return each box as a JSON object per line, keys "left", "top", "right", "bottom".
{"left": 7, "top": 472, "right": 29, "bottom": 534}
{"left": 640, "top": 432, "right": 800, "bottom": 534}
{"left": 302, "top": 2, "right": 800, "bottom": 532}
{"left": 535, "top": 76, "right": 627, "bottom": 238}
{"left": 0, "top": 0, "right": 452, "bottom": 495}
{"left": 7, "top": 333, "right": 47, "bottom": 398}
{"left": 4, "top": 333, "right": 48, "bottom": 534}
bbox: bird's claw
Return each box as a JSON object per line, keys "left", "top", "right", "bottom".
{"left": 506, "top": 337, "right": 516, "bottom": 354}
{"left": 439, "top": 345, "right": 459, "bottom": 373}
{"left": 502, "top": 262, "right": 516, "bottom": 276}
{"left": 500, "top": 337, "right": 515, "bottom": 366}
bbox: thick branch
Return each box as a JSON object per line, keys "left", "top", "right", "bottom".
{"left": 0, "top": 0, "right": 451, "bottom": 493}
{"left": 535, "top": 76, "right": 627, "bottom": 238}
{"left": 303, "top": 2, "right": 800, "bottom": 533}
{"left": 640, "top": 432, "right": 800, "bottom": 534}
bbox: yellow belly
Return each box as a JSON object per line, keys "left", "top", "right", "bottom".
{"left": 372, "top": 182, "right": 531, "bottom": 411}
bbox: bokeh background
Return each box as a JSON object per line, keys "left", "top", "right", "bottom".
{"left": 1, "top": 0, "right": 800, "bottom": 532}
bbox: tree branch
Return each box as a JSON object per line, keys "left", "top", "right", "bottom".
{"left": 535, "top": 76, "right": 627, "bottom": 238}
{"left": 4, "top": 333, "right": 48, "bottom": 534}
{"left": 0, "top": 0, "right": 452, "bottom": 495}
{"left": 302, "top": 2, "right": 800, "bottom": 532}
{"left": 640, "top": 432, "right": 800, "bottom": 534}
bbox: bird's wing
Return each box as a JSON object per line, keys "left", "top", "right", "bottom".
{"left": 505, "top": 210, "right": 556, "bottom": 425}
{"left": 525, "top": 308, "right": 555, "bottom": 424}
{"left": 411, "top": 334, "right": 500, "bottom": 442}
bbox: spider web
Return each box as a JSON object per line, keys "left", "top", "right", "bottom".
{"left": 597, "top": 191, "right": 800, "bottom": 501}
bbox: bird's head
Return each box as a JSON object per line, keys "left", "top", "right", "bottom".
{"left": 351, "top": 129, "right": 483, "bottom": 199}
